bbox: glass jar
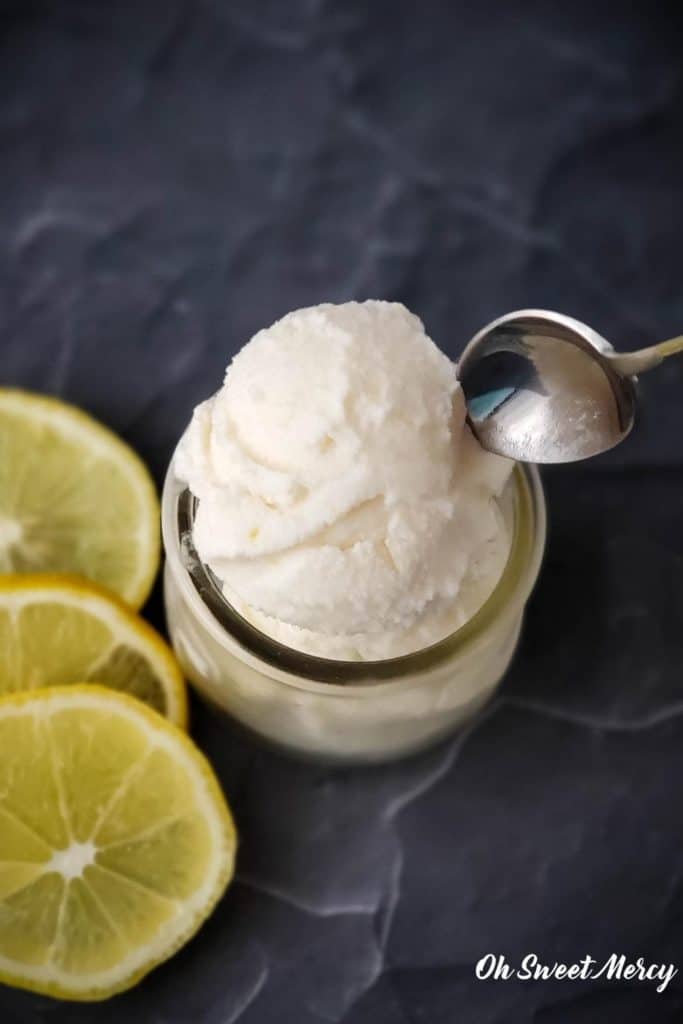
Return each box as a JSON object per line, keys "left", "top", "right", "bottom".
{"left": 161, "top": 453, "right": 546, "bottom": 765}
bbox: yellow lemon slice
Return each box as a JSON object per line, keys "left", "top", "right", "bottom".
{"left": 0, "top": 575, "right": 187, "bottom": 727}
{"left": 0, "top": 388, "right": 159, "bottom": 608}
{"left": 0, "top": 685, "right": 236, "bottom": 1001}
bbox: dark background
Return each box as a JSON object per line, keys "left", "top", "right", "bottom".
{"left": 2, "top": 1, "right": 683, "bottom": 1021}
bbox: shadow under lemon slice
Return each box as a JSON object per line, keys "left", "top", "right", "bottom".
{"left": 0, "top": 388, "right": 160, "bottom": 610}
{"left": 0, "top": 685, "right": 236, "bottom": 1001}
{"left": 0, "top": 575, "right": 187, "bottom": 727}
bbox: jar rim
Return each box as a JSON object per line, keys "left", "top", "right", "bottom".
{"left": 162, "top": 455, "right": 546, "bottom": 687}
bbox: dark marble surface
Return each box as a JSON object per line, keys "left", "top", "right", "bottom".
{"left": 2, "top": 2, "right": 683, "bottom": 1021}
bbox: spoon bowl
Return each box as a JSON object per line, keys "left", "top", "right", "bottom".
{"left": 458, "top": 310, "right": 638, "bottom": 463}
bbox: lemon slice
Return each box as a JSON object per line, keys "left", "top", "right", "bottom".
{"left": 0, "top": 388, "right": 159, "bottom": 609}
{"left": 0, "top": 575, "right": 187, "bottom": 727}
{"left": 0, "top": 685, "right": 236, "bottom": 1001}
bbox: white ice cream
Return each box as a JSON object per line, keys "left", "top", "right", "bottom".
{"left": 176, "top": 301, "right": 513, "bottom": 659}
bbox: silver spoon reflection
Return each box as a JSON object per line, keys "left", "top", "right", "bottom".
{"left": 457, "top": 309, "right": 683, "bottom": 463}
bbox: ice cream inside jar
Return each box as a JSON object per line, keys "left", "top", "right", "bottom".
{"left": 175, "top": 300, "right": 515, "bottom": 661}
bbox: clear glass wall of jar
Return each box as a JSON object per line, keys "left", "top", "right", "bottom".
{"left": 162, "top": 455, "right": 546, "bottom": 765}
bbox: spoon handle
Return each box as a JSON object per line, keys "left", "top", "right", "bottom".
{"left": 610, "top": 335, "right": 683, "bottom": 376}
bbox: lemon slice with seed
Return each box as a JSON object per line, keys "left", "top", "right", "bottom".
{"left": 0, "top": 388, "right": 159, "bottom": 609}
{"left": 0, "top": 575, "right": 187, "bottom": 727}
{"left": 0, "top": 685, "right": 236, "bottom": 1001}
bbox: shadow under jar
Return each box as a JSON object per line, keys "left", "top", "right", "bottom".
{"left": 162, "top": 453, "right": 546, "bottom": 765}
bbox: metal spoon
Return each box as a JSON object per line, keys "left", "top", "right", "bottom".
{"left": 457, "top": 309, "right": 683, "bottom": 463}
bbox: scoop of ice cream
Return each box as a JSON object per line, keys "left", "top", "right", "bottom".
{"left": 176, "top": 300, "right": 513, "bottom": 658}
